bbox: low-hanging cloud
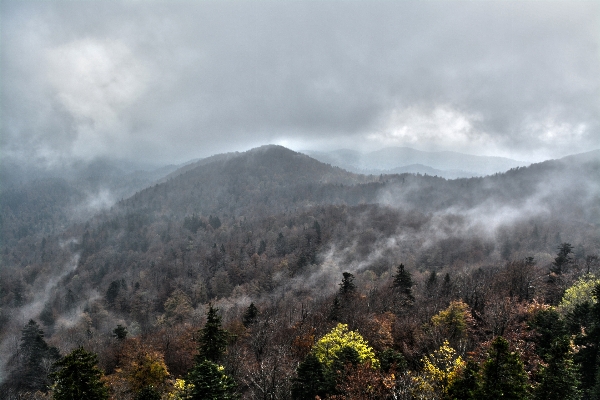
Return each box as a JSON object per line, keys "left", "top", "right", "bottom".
{"left": 1, "top": 1, "right": 599, "bottom": 166}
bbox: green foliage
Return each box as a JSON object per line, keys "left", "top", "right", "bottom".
{"left": 186, "top": 360, "right": 237, "bottom": 400}
{"left": 431, "top": 300, "right": 472, "bottom": 341}
{"left": 312, "top": 323, "right": 379, "bottom": 368}
{"left": 412, "top": 340, "right": 465, "bottom": 399}
{"left": 551, "top": 242, "right": 573, "bottom": 274}
{"left": 135, "top": 385, "right": 162, "bottom": 400}
{"left": 339, "top": 272, "right": 356, "bottom": 295}
{"left": 112, "top": 324, "right": 128, "bottom": 340}
{"left": 560, "top": 274, "right": 600, "bottom": 314}
{"left": 242, "top": 302, "right": 259, "bottom": 327}
{"left": 528, "top": 307, "right": 567, "bottom": 360}
{"left": 566, "top": 283, "right": 600, "bottom": 397}
{"left": 480, "top": 336, "right": 530, "bottom": 400}
{"left": 392, "top": 263, "right": 414, "bottom": 300}
{"left": 447, "top": 360, "right": 481, "bottom": 400}
{"left": 533, "top": 336, "right": 580, "bottom": 400}
{"left": 197, "top": 305, "right": 230, "bottom": 363}
{"left": 291, "top": 353, "right": 327, "bottom": 400}
{"left": 378, "top": 348, "right": 407, "bottom": 373}
{"left": 50, "top": 347, "right": 109, "bottom": 400}
{"left": 12, "top": 319, "right": 60, "bottom": 393}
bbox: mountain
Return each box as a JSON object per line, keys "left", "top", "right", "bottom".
{"left": 303, "top": 147, "right": 528, "bottom": 177}
{"left": 1, "top": 146, "right": 599, "bottom": 398}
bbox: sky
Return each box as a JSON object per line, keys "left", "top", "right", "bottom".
{"left": 1, "top": 1, "right": 599, "bottom": 167}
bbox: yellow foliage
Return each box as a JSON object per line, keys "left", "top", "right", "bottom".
{"left": 430, "top": 300, "right": 472, "bottom": 340}
{"left": 312, "top": 323, "right": 379, "bottom": 368}
{"left": 167, "top": 378, "right": 194, "bottom": 400}
{"left": 560, "top": 274, "right": 600, "bottom": 314}
{"left": 412, "top": 340, "right": 465, "bottom": 399}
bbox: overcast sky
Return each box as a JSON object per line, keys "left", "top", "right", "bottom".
{"left": 2, "top": 1, "right": 599, "bottom": 166}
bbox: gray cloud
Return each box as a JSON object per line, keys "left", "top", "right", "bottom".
{"left": 2, "top": 1, "right": 599, "bottom": 166}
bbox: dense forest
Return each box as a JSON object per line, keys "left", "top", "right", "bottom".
{"left": 1, "top": 145, "right": 599, "bottom": 399}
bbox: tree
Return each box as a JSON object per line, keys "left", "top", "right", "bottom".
{"left": 112, "top": 324, "right": 128, "bottom": 340}
{"left": 197, "top": 304, "right": 230, "bottom": 363}
{"left": 551, "top": 242, "right": 573, "bottom": 274}
{"left": 412, "top": 340, "right": 465, "bottom": 399}
{"left": 292, "top": 353, "right": 327, "bottom": 400}
{"left": 533, "top": 336, "right": 580, "bottom": 400}
{"left": 242, "top": 302, "right": 259, "bottom": 327}
{"left": 10, "top": 319, "right": 60, "bottom": 393}
{"left": 50, "top": 347, "right": 109, "bottom": 400}
{"left": 312, "top": 323, "right": 379, "bottom": 369}
{"left": 447, "top": 360, "right": 481, "bottom": 400}
{"left": 392, "top": 263, "right": 414, "bottom": 301}
{"left": 339, "top": 272, "right": 356, "bottom": 296}
{"left": 186, "top": 360, "right": 237, "bottom": 400}
{"left": 480, "top": 336, "right": 529, "bottom": 400}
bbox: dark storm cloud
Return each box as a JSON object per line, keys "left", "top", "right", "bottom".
{"left": 1, "top": 1, "right": 598, "bottom": 165}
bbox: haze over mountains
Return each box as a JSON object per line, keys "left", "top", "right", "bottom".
{"left": 304, "top": 147, "right": 529, "bottom": 178}
{"left": 1, "top": 144, "right": 599, "bottom": 398}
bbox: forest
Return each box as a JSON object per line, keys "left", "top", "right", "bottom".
{"left": 1, "top": 145, "right": 599, "bottom": 399}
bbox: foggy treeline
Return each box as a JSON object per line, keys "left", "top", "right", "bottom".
{"left": 1, "top": 145, "right": 599, "bottom": 399}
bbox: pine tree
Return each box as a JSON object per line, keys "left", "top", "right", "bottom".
{"left": 50, "top": 347, "right": 109, "bottom": 400}
{"left": 197, "top": 304, "right": 230, "bottom": 363}
{"left": 242, "top": 302, "right": 259, "bottom": 327}
{"left": 533, "top": 336, "right": 580, "bottom": 400}
{"left": 551, "top": 242, "right": 573, "bottom": 274}
{"left": 480, "top": 336, "right": 529, "bottom": 400}
{"left": 13, "top": 319, "right": 60, "bottom": 393}
{"left": 339, "top": 272, "right": 356, "bottom": 296}
{"left": 291, "top": 353, "right": 327, "bottom": 400}
{"left": 186, "top": 360, "right": 237, "bottom": 400}
{"left": 447, "top": 360, "right": 481, "bottom": 400}
{"left": 392, "top": 263, "right": 414, "bottom": 301}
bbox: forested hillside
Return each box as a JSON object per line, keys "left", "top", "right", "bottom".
{"left": 1, "top": 145, "right": 599, "bottom": 399}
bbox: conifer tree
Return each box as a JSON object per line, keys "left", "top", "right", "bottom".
{"left": 197, "top": 304, "right": 229, "bottom": 363}
{"left": 551, "top": 242, "right": 573, "bottom": 274}
{"left": 242, "top": 302, "right": 259, "bottom": 327}
{"left": 447, "top": 360, "right": 481, "bottom": 400}
{"left": 480, "top": 336, "right": 529, "bottom": 400}
{"left": 291, "top": 353, "right": 327, "bottom": 400}
{"left": 339, "top": 272, "right": 356, "bottom": 296}
{"left": 533, "top": 336, "right": 580, "bottom": 400}
{"left": 11, "top": 319, "right": 60, "bottom": 393}
{"left": 186, "top": 360, "right": 237, "bottom": 400}
{"left": 50, "top": 347, "right": 108, "bottom": 400}
{"left": 392, "top": 263, "right": 414, "bottom": 301}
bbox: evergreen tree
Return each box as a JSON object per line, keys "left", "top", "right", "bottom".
{"left": 480, "top": 336, "right": 529, "bottom": 400}
{"left": 134, "top": 386, "right": 161, "bottom": 400}
{"left": 551, "top": 242, "right": 573, "bottom": 274}
{"left": 242, "top": 302, "right": 259, "bottom": 327}
{"left": 567, "top": 283, "right": 600, "bottom": 397}
{"left": 112, "top": 324, "right": 128, "bottom": 340}
{"left": 50, "top": 347, "right": 108, "bottom": 400}
{"left": 339, "top": 272, "right": 356, "bottom": 296}
{"left": 197, "top": 305, "right": 230, "bottom": 363}
{"left": 291, "top": 353, "right": 327, "bottom": 400}
{"left": 329, "top": 296, "right": 341, "bottom": 321}
{"left": 186, "top": 360, "right": 237, "bottom": 400}
{"left": 447, "top": 360, "right": 481, "bottom": 400}
{"left": 11, "top": 319, "right": 60, "bottom": 393}
{"left": 392, "top": 263, "right": 414, "bottom": 300}
{"left": 533, "top": 336, "right": 580, "bottom": 400}
{"left": 378, "top": 348, "right": 407, "bottom": 373}
{"left": 528, "top": 308, "right": 568, "bottom": 361}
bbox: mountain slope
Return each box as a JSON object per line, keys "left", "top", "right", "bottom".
{"left": 304, "top": 147, "right": 528, "bottom": 177}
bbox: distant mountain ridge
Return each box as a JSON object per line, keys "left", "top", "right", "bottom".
{"left": 303, "top": 147, "right": 528, "bottom": 178}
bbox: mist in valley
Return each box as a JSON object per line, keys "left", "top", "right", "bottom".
{"left": 2, "top": 1, "right": 600, "bottom": 398}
